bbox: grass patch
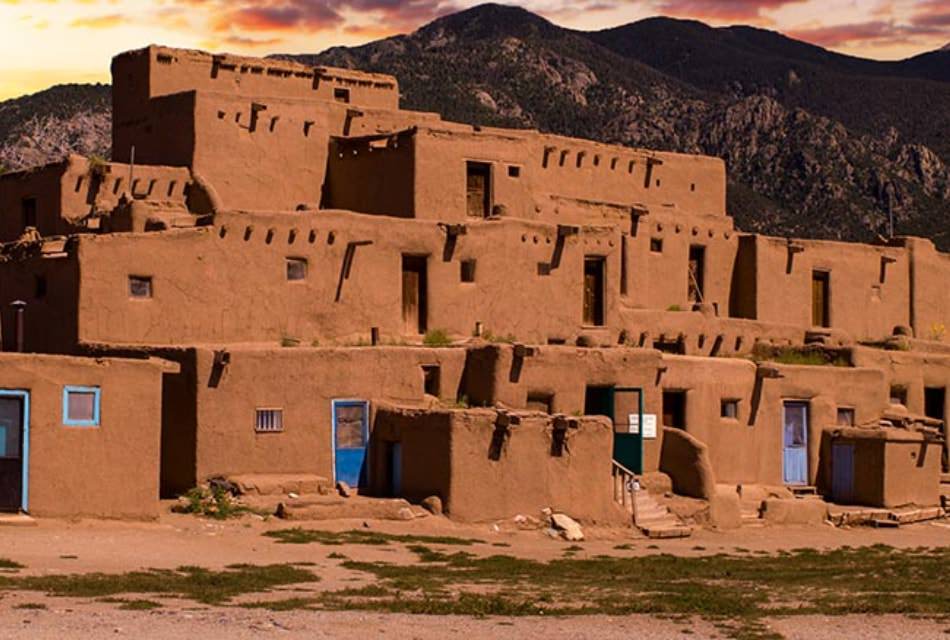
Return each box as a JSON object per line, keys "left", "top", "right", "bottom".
{"left": 173, "top": 486, "right": 263, "bottom": 520}
{"left": 752, "top": 344, "right": 851, "bottom": 367}
{"left": 13, "top": 602, "right": 46, "bottom": 610}
{"left": 0, "top": 558, "right": 23, "bottom": 570}
{"left": 317, "top": 545, "right": 950, "bottom": 638}
{"left": 100, "top": 597, "right": 163, "bottom": 611}
{"left": 0, "top": 564, "right": 316, "bottom": 605}
{"left": 422, "top": 329, "right": 453, "bottom": 347}
{"left": 264, "top": 528, "right": 483, "bottom": 547}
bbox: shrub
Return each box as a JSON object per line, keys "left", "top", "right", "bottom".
{"left": 423, "top": 328, "right": 452, "bottom": 347}
{"left": 173, "top": 486, "right": 256, "bottom": 520}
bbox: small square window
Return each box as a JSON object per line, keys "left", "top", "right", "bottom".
{"left": 889, "top": 386, "right": 907, "bottom": 406}
{"left": 721, "top": 399, "right": 739, "bottom": 419}
{"left": 836, "top": 407, "right": 855, "bottom": 426}
{"left": 255, "top": 408, "right": 284, "bottom": 433}
{"left": 650, "top": 238, "right": 663, "bottom": 253}
{"left": 508, "top": 165, "right": 521, "bottom": 178}
{"left": 460, "top": 259, "right": 476, "bottom": 283}
{"left": 129, "top": 276, "right": 152, "bottom": 298}
{"left": 63, "top": 386, "right": 101, "bottom": 427}
{"left": 286, "top": 257, "right": 308, "bottom": 281}
{"left": 334, "top": 87, "right": 351, "bottom": 103}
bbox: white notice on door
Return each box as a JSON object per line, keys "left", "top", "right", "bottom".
{"left": 642, "top": 414, "right": 657, "bottom": 439}
{"left": 628, "top": 414, "right": 639, "bottom": 434}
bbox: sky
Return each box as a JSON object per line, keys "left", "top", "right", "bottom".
{"left": 0, "top": 0, "right": 947, "bottom": 100}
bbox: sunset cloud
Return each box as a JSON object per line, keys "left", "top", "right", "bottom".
{"left": 655, "top": 0, "right": 808, "bottom": 23}
{"left": 69, "top": 13, "right": 124, "bottom": 29}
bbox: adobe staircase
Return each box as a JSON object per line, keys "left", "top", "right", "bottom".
{"left": 612, "top": 462, "right": 692, "bottom": 539}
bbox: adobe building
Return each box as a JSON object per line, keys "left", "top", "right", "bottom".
{"left": 0, "top": 45, "right": 947, "bottom": 526}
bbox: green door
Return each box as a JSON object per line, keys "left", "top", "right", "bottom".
{"left": 584, "top": 386, "right": 643, "bottom": 474}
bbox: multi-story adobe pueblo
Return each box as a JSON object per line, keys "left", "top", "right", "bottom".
{"left": 0, "top": 46, "right": 947, "bottom": 532}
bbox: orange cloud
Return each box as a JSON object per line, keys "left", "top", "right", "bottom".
{"left": 656, "top": 0, "right": 808, "bottom": 23}
{"left": 69, "top": 13, "right": 124, "bottom": 29}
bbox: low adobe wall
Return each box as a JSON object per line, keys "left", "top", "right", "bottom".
{"left": 370, "top": 406, "right": 625, "bottom": 524}
{"left": 0, "top": 353, "right": 164, "bottom": 519}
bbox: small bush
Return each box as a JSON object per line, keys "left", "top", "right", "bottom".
{"left": 423, "top": 329, "right": 452, "bottom": 347}
{"left": 666, "top": 304, "right": 684, "bottom": 312}
{"left": 87, "top": 155, "right": 108, "bottom": 177}
{"left": 280, "top": 336, "right": 300, "bottom": 347}
{"left": 173, "top": 486, "right": 256, "bottom": 520}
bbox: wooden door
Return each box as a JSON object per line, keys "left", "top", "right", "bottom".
{"left": 466, "top": 162, "right": 491, "bottom": 218}
{"left": 831, "top": 443, "right": 854, "bottom": 503}
{"left": 688, "top": 246, "right": 705, "bottom": 303}
{"left": 401, "top": 256, "right": 427, "bottom": 335}
{"left": 0, "top": 395, "right": 25, "bottom": 511}
{"left": 811, "top": 271, "right": 830, "bottom": 327}
{"left": 583, "top": 257, "right": 605, "bottom": 326}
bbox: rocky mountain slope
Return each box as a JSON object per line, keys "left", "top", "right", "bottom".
{"left": 1, "top": 4, "right": 947, "bottom": 249}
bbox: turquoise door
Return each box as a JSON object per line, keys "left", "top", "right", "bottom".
{"left": 584, "top": 386, "right": 643, "bottom": 474}
{"left": 333, "top": 400, "right": 369, "bottom": 487}
{"left": 783, "top": 401, "right": 809, "bottom": 485}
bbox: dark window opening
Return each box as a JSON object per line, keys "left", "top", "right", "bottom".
{"left": 690, "top": 183, "right": 696, "bottom": 192}
{"left": 650, "top": 238, "right": 663, "bottom": 253}
{"left": 21, "top": 197, "right": 37, "bottom": 230}
{"left": 466, "top": 162, "right": 492, "bottom": 218}
{"left": 527, "top": 392, "right": 554, "bottom": 413}
{"left": 460, "top": 259, "right": 476, "bottom": 283}
{"left": 402, "top": 255, "right": 428, "bottom": 335}
{"left": 129, "top": 275, "right": 152, "bottom": 299}
{"left": 890, "top": 385, "right": 907, "bottom": 406}
{"left": 663, "top": 390, "right": 686, "bottom": 429}
{"left": 836, "top": 407, "right": 855, "bottom": 426}
{"left": 583, "top": 257, "right": 605, "bottom": 326}
{"left": 422, "top": 365, "right": 440, "bottom": 397}
{"left": 925, "top": 387, "right": 945, "bottom": 422}
{"left": 507, "top": 165, "right": 520, "bottom": 178}
{"left": 688, "top": 245, "right": 705, "bottom": 303}
{"left": 286, "top": 257, "right": 307, "bottom": 281}
{"left": 654, "top": 337, "right": 685, "bottom": 354}
{"left": 34, "top": 275, "right": 47, "bottom": 299}
{"left": 721, "top": 399, "right": 739, "bottom": 419}
{"left": 304, "top": 121, "right": 314, "bottom": 136}
{"left": 334, "top": 87, "right": 351, "bottom": 103}
{"left": 812, "top": 270, "right": 830, "bottom": 328}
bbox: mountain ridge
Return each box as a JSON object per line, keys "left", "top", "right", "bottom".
{"left": 1, "top": 4, "right": 948, "bottom": 249}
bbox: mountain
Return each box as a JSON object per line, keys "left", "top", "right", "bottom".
{"left": 279, "top": 4, "right": 950, "bottom": 248}
{"left": 0, "top": 84, "right": 111, "bottom": 173}
{"left": 1, "top": 4, "right": 948, "bottom": 249}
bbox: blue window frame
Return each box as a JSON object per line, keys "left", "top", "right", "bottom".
{"left": 63, "top": 386, "right": 101, "bottom": 427}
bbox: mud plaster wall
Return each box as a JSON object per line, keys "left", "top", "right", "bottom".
{"left": 0, "top": 353, "right": 162, "bottom": 519}
{"left": 72, "top": 211, "right": 621, "bottom": 347}
{"left": 752, "top": 236, "right": 910, "bottom": 340}
{"left": 0, "top": 252, "right": 79, "bottom": 354}
{"left": 903, "top": 237, "right": 950, "bottom": 341}
{"left": 373, "top": 407, "right": 625, "bottom": 523}
{"left": 191, "top": 347, "right": 465, "bottom": 483}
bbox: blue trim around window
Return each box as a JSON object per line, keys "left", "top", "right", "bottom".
{"left": 0, "top": 389, "right": 30, "bottom": 512}
{"left": 63, "top": 386, "right": 101, "bottom": 427}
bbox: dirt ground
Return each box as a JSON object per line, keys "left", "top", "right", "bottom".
{"left": 1, "top": 509, "right": 949, "bottom": 639}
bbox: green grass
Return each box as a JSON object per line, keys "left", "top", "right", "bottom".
{"left": 0, "top": 558, "right": 23, "bottom": 570}
{"left": 263, "top": 528, "right": 484, "bottom": 547}
{"left": 13, "top": 602, "right": 46, "bottom": 610}
{"left": 422, "top": 329, "right": 453, "bottom": 347}
{"left": 752, "top": 345, "right": 851, "bottom": 367}
{"left": 0, "top": 564, "right": 316, "bottom": 605}
{"left": 99, "top": 597, "right": 163, "bottom": 610}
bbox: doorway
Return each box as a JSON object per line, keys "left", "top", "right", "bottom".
{"left": 583, "top": 257, "right": 605, "bottom": 326}
{"left": 811, "top": 271, "right": 830, "bottom": 328}
{"left": 783, "top": 400, "right": 809, "bottom": 485}
{"left": 688, "top": 246, "right": 705, "bottom": 303}
{"left": 332, "top": 399, "right": 369, "bottom": 488}
{"left": 925, "top": 387, "right": 947, "bottom": 471}
{"left": 585, "top": 386, "right": 644, "bottom": 474}
{"left": 0, "top": 391, "right": 29, "bottom": 512}
{"left": 831, "top": 442, "right": 854, "bottom": 503}
{"left": 466, "top": 162, "right": 492, "bottom": 218}
{"left": 401, "top": 255, "right": 428, "bottom": 335}
{"left": 662, "top": 390, "right": 686, "bottom": 429}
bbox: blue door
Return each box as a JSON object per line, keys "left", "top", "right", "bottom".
{"left": 782, "top": 401, "right": 809, "bottom": 485}
{"left": 0, "top": 390, "right": 30, "bottom": 512}
{"left": 831, "top": 443, "right": 854, "bottom": 503}
{"left": 333, "top": 400, "right": 369, "bottom": 487}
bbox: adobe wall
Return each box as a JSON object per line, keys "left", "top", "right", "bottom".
{"left": 0, "top": 353, "right": 163, "bottom": 519}
{"left": 0, "top": 249, "right": 80, "bottom": 354}
{"left": 111, "top": 46, "right": 399, "bottom": 142}
{"left": 749, "top": 235, "right": 911, "bottom": 340}
{"left": 371, "top": 406, "right": 625, "bottom": 523}
{"left": 73, "top": 210, "right": 622, "bottom": 347}
{"left": 827, "top": 428, "right": 940, "bottom": 507}
{"left": 327, "top": 126, "right": 728, "bottom": 224}
{"left": 901, "top": 237, "right": 950, "bottom": 342}
{"left": 191, "top": 346, "right": 466, "bottom": 483}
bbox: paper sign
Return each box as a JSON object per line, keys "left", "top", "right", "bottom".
{"left": 628, "top": 414, "right": 640, "bottom": 434}
{"left": 642, "top": 414, "right": 657, "bottom": 439}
